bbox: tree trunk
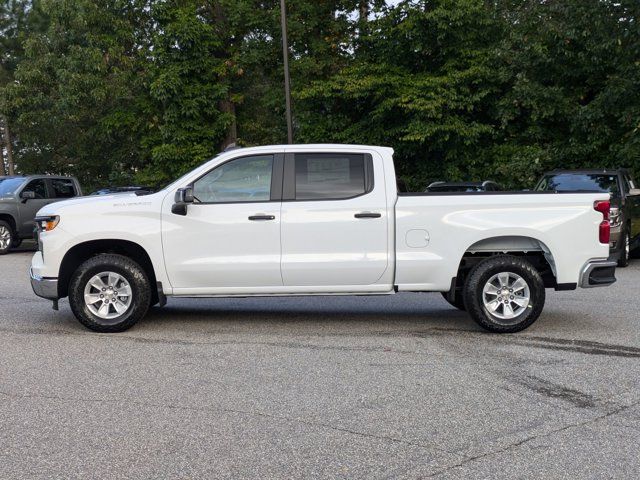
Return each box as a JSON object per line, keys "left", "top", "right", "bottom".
{"left": 359, "top": 1, "right": 369, "bottom": 24}
{"left": 210, "top": 3, "right": 238, "bottom": 150}
{"left": 1, "top": 117, "right": 15, "bottom": 175}
{"left": 219, "top": 97, "right": 237, "bottom": 150}
{"left": 0, "top": 138, "right": 6, "bottom": 176}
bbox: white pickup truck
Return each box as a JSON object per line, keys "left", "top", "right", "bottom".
{"left": 30, "top": 144, "right": 616, "bottom": 333}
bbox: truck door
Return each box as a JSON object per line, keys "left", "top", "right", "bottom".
{"left": 280, "top": 151, "right": 389, "bottom": 287}
{"left": 162, "top": 154, "right": 284, "bottom": 292}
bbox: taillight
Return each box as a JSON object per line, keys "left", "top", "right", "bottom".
{"left": 594, "top": 200, "right": 610, "bottom": 244}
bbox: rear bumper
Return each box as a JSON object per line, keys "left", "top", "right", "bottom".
{"left": 30, "top": 267, "right": 59, "bottom": 300}
{"left": 579, "top": 260, "right": 617, "bottom": 288}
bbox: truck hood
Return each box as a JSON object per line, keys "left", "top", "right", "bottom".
{"left": 36, "top": 192, "right": 164, "bottom": 217}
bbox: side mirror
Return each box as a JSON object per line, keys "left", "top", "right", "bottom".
{"left": 20, "top": 190, "right": 36, "bottom": 203}
{"left": 629, "top": 188, "right": 640, "bottom": 197}
{"left": 171, "top": 187, "right": 194, "bottom": 216}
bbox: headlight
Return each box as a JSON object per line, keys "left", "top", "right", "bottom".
{"left": 609, "top": 208, "right": 622, "bottom": 228}
{"left": 35, "top": 215, "right": 60, "bottom": 232}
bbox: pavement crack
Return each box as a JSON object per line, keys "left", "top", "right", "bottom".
{"left": 425, "top": 399, "right": 640, "bottom": 477}
{"left": 0, "top": 390, "right": 447, "bottom": 454}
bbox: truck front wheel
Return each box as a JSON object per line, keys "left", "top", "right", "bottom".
{"left": 0, "top": 220, "right": 16, "bottom": 255}
{"left": 68, "top": 254, "right": 151, "bottom": 332}
{"left": 463, "top": 255, "right": 545, "bottom": 333}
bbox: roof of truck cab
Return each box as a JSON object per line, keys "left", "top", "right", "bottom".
{"left": 221, "top": 144, "right": 394, "bottom": 154}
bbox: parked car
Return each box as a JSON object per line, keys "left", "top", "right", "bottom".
{"left": 0, "top": 175, "right": 82, "bottom": 254}
{"left": 535, "top": 169, "right": 640, "bottom": 267}
{"left": 90, "top": 186, "right": 154, "bottom": 196}
{"left": 426, "top": 181, "right": 501, "bottom": 192}
{"left": 30, "top": 145, "right": 615, "bottom": 334}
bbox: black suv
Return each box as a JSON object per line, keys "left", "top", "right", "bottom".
{"left": 535, "top": 169, "right": 640, "bottom": 267}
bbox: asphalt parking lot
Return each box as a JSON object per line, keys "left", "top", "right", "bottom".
{"left": 1, "top": 245, "right": 639, "bottom": 479}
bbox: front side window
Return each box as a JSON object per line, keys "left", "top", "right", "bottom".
{"left": 22, "top": 179, "right": 48, "bottom": 199}
{"left": 193, "top": 155, "right": 273, "bottom": 203}
{"left": 51, "top": 179, "right": 77, "bottom": 198}
{"left": 294, "top": 153, "right": 367, "bottom": 200}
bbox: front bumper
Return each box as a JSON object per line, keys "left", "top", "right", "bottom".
{"left": 30, "top": 267, "right": 59, "bottom": 300}
{"left": 579, "top": 260, "right": 617, "bottom": 288}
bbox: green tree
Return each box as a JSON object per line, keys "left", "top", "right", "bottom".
{"left": 489, "top": 0, "right": 640, "bottom": 187}
{"left": 3, "top": 0, "right": 153, "bottom": 189}
{"left": 296, "top": 0, "right": 503, "bottom": 190}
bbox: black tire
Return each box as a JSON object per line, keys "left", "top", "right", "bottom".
{"left": 68, "top": 254, "right": 151, "bottom": 332}
{"left": 441, "top": 291, "right": 466, "bottom": 311}
{"left": 617, "top": 228, "right": 630, "bottom": 268}
{"left": 0, "top": 220, "right": 16, "bottom": 255}
{"left": 463, "top": 255, "right": 545, "bottom": 333}
{"left": 11, "top": 238, "right": 22, "bottom": 248}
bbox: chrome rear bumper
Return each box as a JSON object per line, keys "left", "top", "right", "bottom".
{"left": 579, "top": 260, "right": 617, "bottom": 288}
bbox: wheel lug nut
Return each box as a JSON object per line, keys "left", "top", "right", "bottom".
{"left": 510, "top": 295, "right": 514, "bottom": 299}
{"left": 100, "top": 294, "right": 104, "bottom": 298}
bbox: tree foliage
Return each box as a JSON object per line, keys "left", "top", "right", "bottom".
{"left": 1, "top": 0, "right": 639, "bottom": 190}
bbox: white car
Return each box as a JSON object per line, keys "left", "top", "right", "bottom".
{"left": 30, "top": 144, "right": 616, "bottom": 333}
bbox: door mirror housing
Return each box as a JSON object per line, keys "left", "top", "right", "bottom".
{"left": 20, "top": 190, "right": 36, "bottom": 203}
{"left": 629, "top": 188, "right": 640, "bottom": 197}
{"left": 172, "top": 187, "right": 194, "bottom": 216}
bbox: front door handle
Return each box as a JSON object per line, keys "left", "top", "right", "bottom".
{"left": 248, "top": 215, "right": 276, "bottom": 221}
{"left": 354, "top": 212, "right": 381, "bottom": 219}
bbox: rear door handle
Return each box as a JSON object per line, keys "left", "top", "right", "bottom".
{"left": 248, "top": 215, "right": 276, "bottom": 221}
{"left": 354, "top": 212, "right": 381, "bottom": 219}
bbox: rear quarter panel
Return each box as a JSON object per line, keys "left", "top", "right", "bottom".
{"left": 395, "top": 193, "right": 610, "bottom": 290}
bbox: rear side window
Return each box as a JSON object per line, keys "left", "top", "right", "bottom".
{"left": 22, "top": 179, "right": 48, "bottom": 199}
{"left": 293, "top": 153, "right": 370, "bottom": 200}
{"left": 51, "top": 179, "right": 77, "bottom": 198}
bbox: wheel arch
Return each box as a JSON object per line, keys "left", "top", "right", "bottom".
{"left": 58, "top": 239, "right": 158, "bottom": 303}
{"left": 0, "top": 213, "right": 17, "bottom": 233}
{"left": 453, "top": 235, "right": 559, "bottom": 291}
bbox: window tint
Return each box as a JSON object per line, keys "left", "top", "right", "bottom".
{"left": 193, "top": 155, "right": 273, "bottom": 203}
{"left": 536, "top": 174, "right": 620, "bottom": 195}
{"left": 22, "top": 179, "right": 48, "bottom": 199}
{"left": 294, "top": 153, "right": 367, "bottom": 200}
{"left": 51, "top": 179, "right": 76, "bottom": 198}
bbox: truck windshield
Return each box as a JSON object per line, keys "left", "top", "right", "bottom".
{"left": 0, "top": 178, "right": 25, "bottom": 196}
{"left": 536, "top": 174, "right": 619, "bottom": 195}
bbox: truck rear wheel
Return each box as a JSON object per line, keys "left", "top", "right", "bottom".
{"left": 68, "top": 254, "right": 151, "bottom": 332}
{"left": 617, "top": 228, "right": 630, "bottom": 268}
{"left": 463, "top": 255, "right": 545, "bottom": 333}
